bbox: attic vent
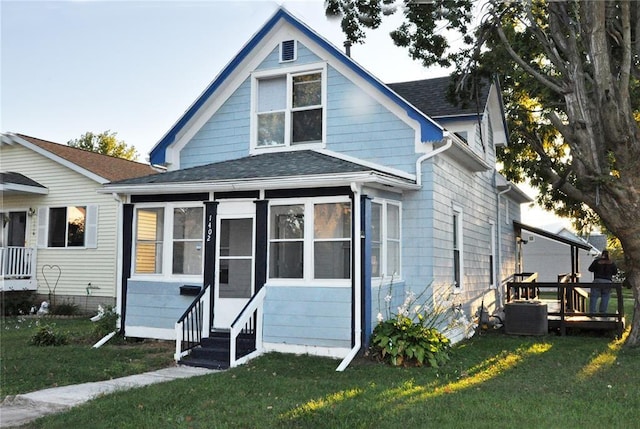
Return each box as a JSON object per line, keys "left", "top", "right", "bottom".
{"left": 280, "top": 40, "right": 296, "bottom": 62}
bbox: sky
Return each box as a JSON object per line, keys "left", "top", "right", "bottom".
{"left": 1, "top": 0, "right": 570, "bottom": 229}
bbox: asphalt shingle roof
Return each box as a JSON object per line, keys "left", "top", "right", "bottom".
{"left": 387, "top": 76, "right": 490, "bottom": 118}
{"left": 16, "top": 134, "right": 157, "bottom": 182}
{"left": 111, "top": 150, "right": 401, "bottom": 186}
{"left": 0, "top": 172, "right": 46, "bottom": 188}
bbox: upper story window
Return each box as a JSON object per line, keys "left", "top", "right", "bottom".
{"left": 134, "top": 204, "right": 203, "bottom": 277}
{"left": 253, "top": 64, "right": 326, "bottom": 150}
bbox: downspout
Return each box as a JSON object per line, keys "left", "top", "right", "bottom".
{"left": 415, "top": 135, "right": 453, "bottom": 187}
{"left": 496, "top": 182, "right": 511, "bottom": 308}
{"left": 336, "top": 182, "right": 362, "bottom": 372}
{"left": 112, "top": 192, "right": 124, "bottom": 332}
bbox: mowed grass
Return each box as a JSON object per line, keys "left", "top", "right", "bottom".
{"left": 0, "top": 317, "right": 174, "bottom": 397}
{"left": 20, "top": 333, "right": 640, "bottom": 427}
{"left": 6, "top": 289, "right": 640, "bottom": 428}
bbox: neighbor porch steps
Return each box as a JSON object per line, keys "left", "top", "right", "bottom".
{"left": 178, "top": 330, "right": 256, "bottom": 370}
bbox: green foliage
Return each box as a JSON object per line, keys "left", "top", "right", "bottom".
{"left": 30, "top": 323, "right": 69, "bottom": 346}
{"left": 51, "top": 299, "right": 80, "bottom": 316}
{"left": 371, "top": 315, "right": 451, "bottom": 367}
{"left": 92, "top": 305, "right": 119, "bottom": 338}
{"left": 1, "top": 291, "right": 36, "bottom": 316}
{"left": 68, "top": 130, "right": 138, "bottom": 161}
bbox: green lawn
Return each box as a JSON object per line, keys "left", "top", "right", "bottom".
{"left": 0, "top": 317, "right": 174, "bottom": 397}
{"left": 4, "top": 291, "right": 639, "bottom": 428}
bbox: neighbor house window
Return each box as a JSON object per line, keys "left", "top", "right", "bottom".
{"left": 269, "top": 198, "right": 351, "bottom": 281}
{"left": 453, "top": 206, "right": 463, "bottom": 289}
{"left": 37, "top": 206, "right": 97, "bottom": 249}
{"left": 255, "top": 67, "right": 324, "bottom": 148}
{"left": 134, "top": 205, "right": 203, "bottom": 276}
{"left": 371, "top": 200, "right": 401, "bottom": 279}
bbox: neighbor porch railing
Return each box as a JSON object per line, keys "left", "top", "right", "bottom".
{"left": 174, "top": 284, "right": 211, "bottom": 361}
{"left": 229, "top": 286, "right": 266, "bottom": 368}
{"left": 1, "top": 246, "right": 36, "bottom": 279}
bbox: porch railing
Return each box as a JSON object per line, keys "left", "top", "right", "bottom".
{"left": 229, "top": 287, "right": 266, "bottom": 368}
{"left": 1, "top": 247, "right": 36, "bottom": 279}
{"left": 174, "top": 284, "right": 211, "bottom": 361}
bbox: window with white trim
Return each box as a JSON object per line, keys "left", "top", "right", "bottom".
{"left": 133, "top": 204, "right": 203, "bottom": 276}
{"left": 371, "top": 200, "right": 401, "bottom": 279}
{"left": 37, "top": 206, "right": 98, "bottom": 248}
{"left": 268, "top": 198, "right": 351, "bottom": 281}
{"left": 453, "top": 206, "right": 463, "bottom": 289}
{"left": 254, "top": 68, "right": 324, "bottom": 148}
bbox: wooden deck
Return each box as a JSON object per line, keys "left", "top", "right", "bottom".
{"left": 506, "top": 281, "right": 625, "bottom": 337}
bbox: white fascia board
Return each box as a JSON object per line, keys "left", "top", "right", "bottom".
{"left": 3, "top": 133, "right": 109, "bottom": 184}
{"left": 101, "top": 171, "right": 417, "bottom": 195}
{"left": 315, "top": 148, "right": 416, "bottom": 182}
{"left": 0, "top": 183, "right": 49, "bottom": 195}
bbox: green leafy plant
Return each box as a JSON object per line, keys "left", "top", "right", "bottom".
{"left": 51, "top": 299, "right": 80, "bottom": 316}
{"left": 92, "top": 305, "right": 119, "bottom": 339}
{"left": 371, "top": 287, "right": 452, "bottom": 367}
{"left": 30, "top": 323, "right": 68, "bottom": 346}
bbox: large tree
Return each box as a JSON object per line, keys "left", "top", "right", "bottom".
{"left": 326, "top": 0, "right": 640, "bottom": 345}
{"left": 68, "top": 130, "right": 138, "bottom": 161}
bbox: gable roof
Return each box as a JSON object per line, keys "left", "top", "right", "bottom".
{"left": 105, "top": 150, "right": 416, "bottom": 193}
{"left": 1, "top": 133, "right": 157, "bottom": 184}
{"left": 148, "top": 7, "right": 444, "bottom": 166}
{"left": 387, "top": 76, "right": 490, "bottom": 119}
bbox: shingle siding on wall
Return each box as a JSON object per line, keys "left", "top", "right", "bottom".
{"left": 326, "top": 67, "right": 416, "bottom": 171}
{"left": 180, "top": 79, "right": 252, "bottom": 169}
{"left": 1, "top": 144, "right": 119, "bottom": 300}
{"left": 263, "top": 286, "right": 352, "bottom": 348}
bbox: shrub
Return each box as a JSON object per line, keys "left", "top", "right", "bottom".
{"left": 370, "top": 284, "right": 453, "bottom": 367}
{"left": 1, "top": 291, "right": 36, "bottom": 316}
{"left": 92, "top": 305, "right": 119, "bottom": 338}
{"left": 30, "top": 324, "right": 68, "bottom": 346}
{"left": 51, "top": 299, "right": 80, "bottom": 316}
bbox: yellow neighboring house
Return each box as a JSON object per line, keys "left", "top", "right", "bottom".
{"left": 0, "top": 133, "right": 157, "bottom": 312}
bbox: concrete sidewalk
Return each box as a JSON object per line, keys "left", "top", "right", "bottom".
{"left": 0, "top": 365, "right": 217, "bottom": 428}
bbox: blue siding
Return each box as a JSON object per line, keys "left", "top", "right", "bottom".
{"left": 179, "top": 79, "right": 252, "bottom": 169}
{"left": 326, "top": 67, "right": 417, "bottom": 172}
{"left": 263, "top": 286, "right": 351, "bottom": 348}
{"left": 125, "top": 281, "right": 198, "bottom": 331}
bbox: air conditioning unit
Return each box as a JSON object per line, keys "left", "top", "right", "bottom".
{"left": 505, "top": 301, "right": 548, "bottom": 335}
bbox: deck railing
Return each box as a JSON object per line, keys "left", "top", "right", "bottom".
{"left": 174, "top": 284, "right": 211, "bottom": 361}
{"left": 1, "top": 247, "right": 36, "bottom": 279}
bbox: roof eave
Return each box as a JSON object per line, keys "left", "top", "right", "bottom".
{"left": 101, "top": 171, "right": 417, "bottom": 195}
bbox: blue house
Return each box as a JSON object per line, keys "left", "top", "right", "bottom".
{"left": 104, "top": 8, "right": 530, "bottom": 369}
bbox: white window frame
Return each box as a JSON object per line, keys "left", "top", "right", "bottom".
{"left": 489, "top": 220, "right": 496, "bottom": 289}
{"left": 250, "top": 62, "right": 327, "bottom": 153}
{"left": 267, "top": 196, "right": 351, "bottom": 286}
{"left": 370, "top": 199, "right": 402, "bottom": 282}
{"left": 36, "top": 205, "right": 97, "bottom": 249}
{"left": 132, "top": 202, "right": 204, "bottom": 281}
{"left": 453, "top": 204, "right": 464, "bottom": 291}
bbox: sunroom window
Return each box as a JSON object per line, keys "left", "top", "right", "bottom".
{"left": 268, "top": 199, "right": 351, "bottom": 281}
{"left": 371, "top": 200, "right": 401, "bottom": 279}
{"left": 134, "top": 205, "right": 203, "bottom": 276}
{"left": 256, "top": 69, "right": 323, "bottom": 148}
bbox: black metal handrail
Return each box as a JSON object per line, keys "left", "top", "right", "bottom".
{"left": 176, "top": 283, "right": 211, "bottom": 356}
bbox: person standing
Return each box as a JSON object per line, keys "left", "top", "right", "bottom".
{"left": 588, "top": 250, "right": 618, "bottom": 313}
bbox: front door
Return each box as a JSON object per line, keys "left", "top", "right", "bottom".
{"left": 213, "top": 202, "right": 255, "bottom": 329}
{"left": 1, "top": 211, "right": 27, "bottom": 247}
